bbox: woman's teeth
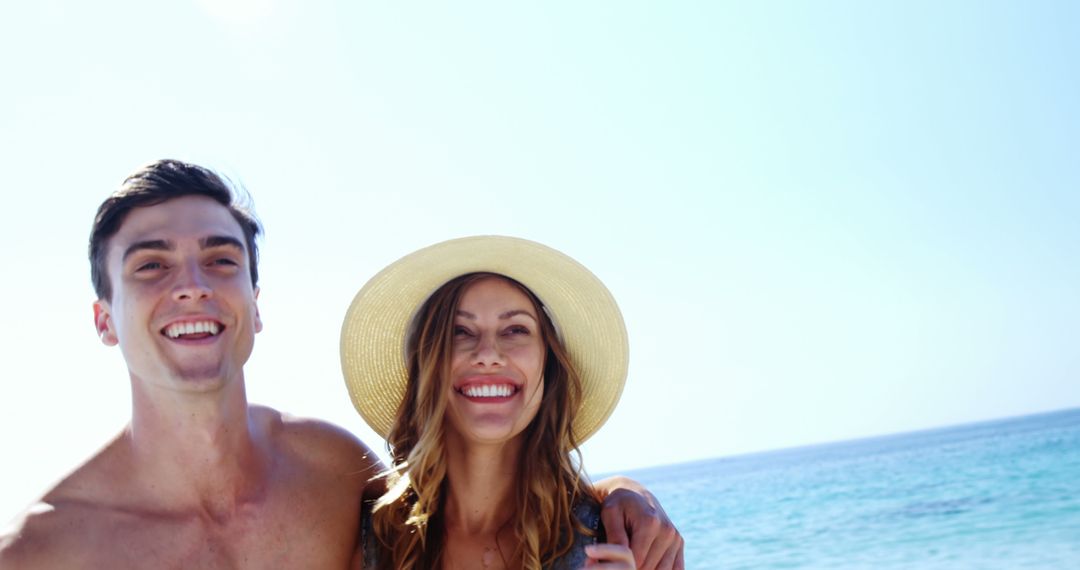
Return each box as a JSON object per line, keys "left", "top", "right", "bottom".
{"left": 463, "top": 385, "right": 513, "bottom": 398}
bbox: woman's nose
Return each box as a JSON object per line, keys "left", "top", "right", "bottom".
{"left": 472, "top": 334, "right": 505, "bottom": 366}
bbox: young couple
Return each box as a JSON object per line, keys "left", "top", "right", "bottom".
{"left": 0, "top": 159, "right": 683, "bottom": 569}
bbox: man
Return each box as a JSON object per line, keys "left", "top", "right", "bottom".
{"left": 0, "top": 160, "right": 682, "bottom": 569}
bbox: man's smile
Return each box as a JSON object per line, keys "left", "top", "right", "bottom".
{"left": 161, "top": 319, "right": 224, "bottom": 340}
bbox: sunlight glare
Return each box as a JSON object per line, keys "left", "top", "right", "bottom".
{"left": 195, "top": 0, "right": 275, "bottom": 26}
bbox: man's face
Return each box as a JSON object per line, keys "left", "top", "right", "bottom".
{"left": 93, "top": 195, "right": 262, "bottom": 392}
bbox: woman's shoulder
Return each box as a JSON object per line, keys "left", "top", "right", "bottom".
{"left": 547, "top": 497, "right": 605, "bottom": 570}
{"left": 359, "top": 502, "right": 380, "bottom": 569}
{"left": 572, "top": 497, "right": 604, "bottom": 539}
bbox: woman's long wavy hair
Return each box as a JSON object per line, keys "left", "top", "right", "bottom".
{"left": 370, "top": 272, "right": 597, "bottom": 569}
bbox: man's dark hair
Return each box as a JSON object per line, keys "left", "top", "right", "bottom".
{"left": 89, "top": 159, "right": 263, "bottom": 300}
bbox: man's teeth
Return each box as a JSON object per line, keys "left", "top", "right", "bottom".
{"left": 463, "top": 385, "right": 513, "bottom": 398}
{"left": 165, "top": 321, "right": 221, "bottom": 338}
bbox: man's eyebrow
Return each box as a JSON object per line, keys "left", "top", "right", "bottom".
{"left": 122, "top": 239, "right": 171, "bottom": 263}
{"left": 201, "top": 235, "right": 245, "bottom": 251}
{"left": 121, "top": 236, "right": 244, "bottom": 263}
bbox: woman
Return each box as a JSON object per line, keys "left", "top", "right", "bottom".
{"left": 341, "top": 236, "right": 640, "bottom": 569}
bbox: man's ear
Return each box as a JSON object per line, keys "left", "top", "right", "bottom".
{"left": 253, "top": 287, "right": 263, "bottom": 333}
{"left": 93, "top": 300, "right": 118, "bottom": 346}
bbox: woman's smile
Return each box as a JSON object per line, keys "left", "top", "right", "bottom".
{"left": 455, "top": 376, "right": 521, "bottom": 400}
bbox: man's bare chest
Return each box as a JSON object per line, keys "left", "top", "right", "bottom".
{"left": 66, "top": 497, "right": 354, "bottom": 569}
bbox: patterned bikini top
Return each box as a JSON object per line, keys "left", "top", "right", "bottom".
{"left": 359, "top": 498, "right": 604, "bottom": 569}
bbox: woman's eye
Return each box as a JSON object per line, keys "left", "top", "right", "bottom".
{"left": 453, "top": 326, "right": 472, "bottom": 337}
{"left": 505, "top": 325, "right": 530, "bottom": 336}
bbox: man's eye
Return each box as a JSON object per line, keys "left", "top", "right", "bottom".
{"left": 212, "top": 258, "right": 239, "bottom": 266}
{"left": 136, "top": 261, "right": 163, "bottom": 272}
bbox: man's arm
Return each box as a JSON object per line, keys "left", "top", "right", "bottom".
{"left": 594, "top": 475, "right": 684, "bottom": 570}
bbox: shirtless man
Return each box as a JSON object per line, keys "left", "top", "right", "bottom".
{"left": 0, "top": 160, "right": 683, "bottom": 569}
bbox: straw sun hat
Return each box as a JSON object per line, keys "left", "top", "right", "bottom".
{"left": 340, "top": 235, "right": 629, "bottom": 443}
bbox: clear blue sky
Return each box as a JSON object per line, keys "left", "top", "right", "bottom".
{"left": 2, "top": 1, "right": 1077, "bottom": 523}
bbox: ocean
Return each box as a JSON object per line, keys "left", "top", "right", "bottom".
{"left": 618, "top": 408, "right": 1080, "bottom": 569}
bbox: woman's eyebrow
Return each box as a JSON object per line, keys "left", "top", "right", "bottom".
{"left": 500, "top": 309, "right": 537, "bottom": 321}
{"left": 454, "top": 309, "right": 538, "bottom": 321}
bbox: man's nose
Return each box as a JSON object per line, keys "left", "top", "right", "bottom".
{"left": 172, "top": 263, "right": 213, "bottom": 301}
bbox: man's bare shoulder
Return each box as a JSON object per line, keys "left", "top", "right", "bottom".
{"left": 0, "top": 435, "right": 131, "bottom": 568}
{"left": 0, "top": 499, "right": 97, "bottom": 569}
{"left": 252, "top": 405, "right": 384, "bottom": 477}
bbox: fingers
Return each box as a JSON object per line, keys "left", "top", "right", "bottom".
{"left": 636, "top": 517, "right": 682, "bottom": 570}
{"left": 655, "top": 531, "right": 684, "bottom": 570}
{"left": 628, "top": 515, "right": 659, "bottom": 568}
{"left": 584, "top": 544, "right": 637, "bottom": 569}
{"left": 600, "top": 499, "right": 631, "bottom": 548}
{"left": 598, "top": 487, "right": 684, "bottom": 570}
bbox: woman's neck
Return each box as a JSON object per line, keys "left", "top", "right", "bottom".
{"left": 442, "top": 432, "right": 522, "bottom": 532}
{"left": 440, "top": 433, "right": 524, "bottom": 569}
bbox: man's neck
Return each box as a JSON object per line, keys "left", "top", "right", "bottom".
{"left": 122, "top": 374, "right": 272, "bottom": 518}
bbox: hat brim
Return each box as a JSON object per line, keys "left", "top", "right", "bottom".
{"left": 340, "top": 235, "right": 628, "bottom": 443}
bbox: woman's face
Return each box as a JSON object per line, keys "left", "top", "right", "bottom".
{"left": 445, "top": 276, "right": 546, "bottom": 445}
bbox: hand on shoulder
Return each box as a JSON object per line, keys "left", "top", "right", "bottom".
{"left": 596, "top": 476, "right": 685, "bottom": 570}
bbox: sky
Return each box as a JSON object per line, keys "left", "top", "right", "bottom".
{"left": 1, "top": 1, "right": 1078, "bottom": 523}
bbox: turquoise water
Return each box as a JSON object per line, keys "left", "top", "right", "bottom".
{"left": 619, "top": 408, "right": 1080, "bottom": 569}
